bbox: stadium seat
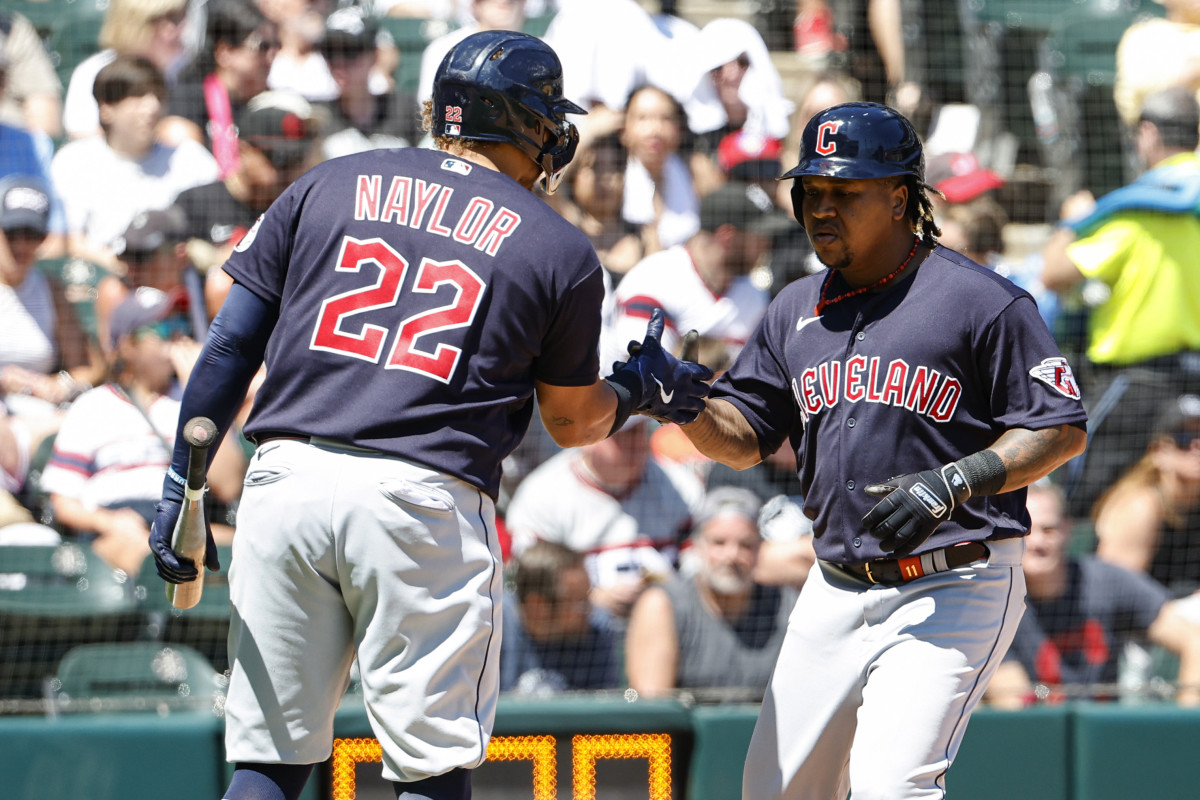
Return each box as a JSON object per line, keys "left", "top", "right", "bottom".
{"left": 52, "top": 641, "right": 225, "bottom": 713}
{"left": 0, "top": 543, "right": 142, "bottom": 699}
{"left": 6, "top": 0, "right": 105, "bottom": 43}
{"left": 36, "top": 256, "right": 108, "bottom": 343}
{"left": 137, "top": 544, "right": 234, "bottom": 674}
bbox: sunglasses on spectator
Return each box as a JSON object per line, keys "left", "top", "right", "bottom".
{"left": 242, "top": 32, "right": 280, "bottom": 54}
{"left": 134, "top": 315, "right": 191, "bottom": 341}
{"left": 3, "top": 227, "right": 47, "bottom": 242}
{"left": 1172, "top": 430, "right": 1200, "bottom": 448}
{"left": 153, "top": 10, "right": 187, "bottom": 26}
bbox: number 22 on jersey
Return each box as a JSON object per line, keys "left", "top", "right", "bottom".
{"left": 310, "top": 236, "right": 486, "bottom": 384}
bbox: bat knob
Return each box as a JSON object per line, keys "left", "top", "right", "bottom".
{"left": 184, "top": 417, "right": 218, "bottom": 449}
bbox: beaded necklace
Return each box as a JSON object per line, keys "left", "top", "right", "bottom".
{"left": 813, "top": 237, "right": 920, "bottom": 316}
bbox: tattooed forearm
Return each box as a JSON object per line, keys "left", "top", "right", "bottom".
{"left": 990, "top": 424, "right": 1088, "bottom": 491}
{"left": 549, "top": 416, "right": 575, "bottom": 428}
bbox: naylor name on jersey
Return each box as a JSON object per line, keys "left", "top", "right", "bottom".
{"left": 789, "top": 356, "right": 963, "bottom": 426}
{"left": 353, "top": 172, "right": 522, "bottom": 258}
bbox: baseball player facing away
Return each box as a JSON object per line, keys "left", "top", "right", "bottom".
{"left": 145, "top": 30, "right": 712, "bottom": 800}
{"left": 678, "top": 102, "right": 1090, "bottom": 799}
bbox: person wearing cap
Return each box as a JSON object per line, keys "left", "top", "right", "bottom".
{"left": 604, "top": 180, "right": 784, "bottom": 369}
{"left": 506, "top": 414, "right": 705, "bottom": 620}
{"left": 0, "top": 176, "right": 102, "bottom": 414}
{"left": 985, "top": 480, "right": 1200, "bottom": 709}
{"left": 1092, "top": 394, "right": 1200, "bottom": 599}
{"left": 625, "top": 486, "right": 798, "bottom": 697}
{"left": 94, "top": 205, "right": 209, "bottom": 357}
{"left": 39, "top": 287, "right": 244, "bottom": 576}
{"left": 50, "top": 54, "right": 219, "bottom": 273}
{"left": 175, "top": 89, "right": 318, "bottom": 316}
{"left": 1042, "top": 86, "right": 1200, "bottom": 519}
{"left": 315, "top": 6, "right": 420, "bottom": 160}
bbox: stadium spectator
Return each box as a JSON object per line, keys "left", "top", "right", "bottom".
{"left": 159, "top": 0, "right": 278, "bottom": 177}
{"left": 1093, "top": 394, "right": 1200, "bottom": 604}
{"left": 1114, "top": 0, "right": 1200, "bottom": 132}
{"left": 620, "top": 84, "right": 700, "bottom": 257}
{"left": 94, "top": 206, "right": 208, "bottom": 357}
{"left": 506, "top": 415, "right": 704, "bottom": 620}
{"left": 625, "top": 487, "right": 798, "bottom": 697}
{"left": 0, "top": 9, "right": 63, "bottom": 140}
{"left": 0, "top": 176, "right": 102, "bottom": 415}
{"left": 174, "top": 89, "right": 318, "bottom": 315}
{"left": 499, "top": 541, "right": 619, "bottom": 693}
{"left": 315, "top": 6, "right": 419, "bottom": 159}
{"left": 985, "top": 481, "right": 1200, "bottom": 708}
{"left": 604, "top": 181, "right": 780, "bottom": 369}
{"left": 62, "top": 0, "right": 191, "bottom": 140}
{"left": 0, "top": 57, "right": 65, "bottom": 256}
{"left": 676, "top": 18, "right": 793, "bottom": 195}
{"left": 554, "top": 130, "right": 643, "bottom": 279}
{"left": 39, "top": 287, "right": 244, "bottom": 575}
{"left": 1041, "top": 87, "right": 1200, "bottom": 518}
{"left": 543, "top": 0, "right": 667, "bottom": 113}
{"left": 416, "top": 0, "right": 526, "bottom": 110}
{"left": 263, "top": 0, "right": 339, "bottom": 103}
{"left": 51, "top": 55, "right": 218, "bottom": 273}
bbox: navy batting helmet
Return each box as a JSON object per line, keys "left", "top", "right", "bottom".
{"left": 433, "top": 30, "right": 585, "bottom": 194}
{"left": 780, "top": 102, "right": 925, "bottom": 183}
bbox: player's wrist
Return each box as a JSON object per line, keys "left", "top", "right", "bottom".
{"left": 603, "top": 373, "right": 637, "bottom": 437}
{"left": 951, "top": 450, "right": 1007, "bottom": 498}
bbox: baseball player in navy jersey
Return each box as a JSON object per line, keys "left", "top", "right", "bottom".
{"left": 144, "top": 30, "right": 712, "bottom": 800}
{"left": 678, "top": 102, "right": 1089, "bottom": 799}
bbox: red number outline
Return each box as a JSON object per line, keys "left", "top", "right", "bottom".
{"left": 309, "top": 238, "right": 486, "bottom": 384}
{"left": 310, "top": 237, "right": 408, "bottom": 363}
{"left": 386, "top": 258, "right": 485, "bottom": 383}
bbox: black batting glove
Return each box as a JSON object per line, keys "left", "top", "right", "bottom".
{"left": 862, "top": 463, "right": 972, "bottom": 556}
{"left": 148, "top": 476, "right": 219, "bottom": 584}
{"left": 606, "top": 308, "right": 714, "bottom": 425}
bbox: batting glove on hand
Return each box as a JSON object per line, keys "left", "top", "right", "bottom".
{"left": 148, "top": 480, "right": 219, "bottom": 584}
{"left": 606, "top": 308, "right": 714, "bottom": 424}
{"left": 862, "top": 463, "right": 972, "bottom": 555}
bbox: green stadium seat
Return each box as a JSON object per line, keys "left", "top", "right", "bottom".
{"left": 36, "top": 256, "right": 108, "bottom": 343}
{"left": 137, "top": 544, "right": 234, "bottom": 674}
{"left": 6, "top": 0, "right": 105, "bottom": 43}
{"left": 0, "top": 543, "right": 142, "bottom": 699}
{"left": 52, "top": 641, "right": 225, "bottom": 713}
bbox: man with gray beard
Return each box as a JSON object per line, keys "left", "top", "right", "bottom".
{"left": 625, "top": 486, "right": 798, "bottom": 698}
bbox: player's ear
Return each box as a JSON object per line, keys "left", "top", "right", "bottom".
{"left": 890, "top": 178, "right": 909, "bottom": 221}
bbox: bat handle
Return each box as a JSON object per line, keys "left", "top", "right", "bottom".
{"left": 680, "top": 330, "right": 700, "bottom": 363}
{"left": 167, "top": 417, "right": 217, "bottom": 610}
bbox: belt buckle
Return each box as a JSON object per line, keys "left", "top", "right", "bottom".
{"left": 863, "top": 561, "right": 880, "bottom": 585}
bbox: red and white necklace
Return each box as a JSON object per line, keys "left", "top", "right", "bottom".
{"left": 814, "top": 237, "right": 920, "bottom": 316}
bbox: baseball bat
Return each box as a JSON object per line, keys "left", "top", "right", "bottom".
{"left": 680, "top": 329, "right": 700, "bottom": 363}
{"left": 165, "top": 416, "right": 218, "bottom": 610}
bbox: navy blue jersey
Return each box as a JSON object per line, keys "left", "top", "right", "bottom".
{"left": 711, "top": 246, "right": 1088, "bottom": 564}
{"left": 223, "top": 148, "right": 605, "bottom": 498}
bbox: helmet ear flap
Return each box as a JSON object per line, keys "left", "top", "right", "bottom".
{"left": 789, "top": 180, "right": 805, "bottom": 221}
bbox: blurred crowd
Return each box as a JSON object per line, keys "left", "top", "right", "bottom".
{"left": 2, "top": 0, "right": 1200, "bottom": 706}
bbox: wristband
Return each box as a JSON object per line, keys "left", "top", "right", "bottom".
{"left": 604, "top": 375, "right": 636, "bottom": 437}
{"left": 165, "top": 466, "right": 187, "bottom": 488}
{"left": 954, "top": 450, "right": 1007, "bottom": 497}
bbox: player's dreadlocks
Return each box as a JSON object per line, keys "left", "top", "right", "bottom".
{"left": 904, "top": 175, "right": 944, "bottom": 246}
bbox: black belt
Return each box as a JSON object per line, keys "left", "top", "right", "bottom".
{"left": 252, "top": 432, "right": 384, "bottom": 456}
{"left": 835, "top": 541, "right": 990, "bottom": 586}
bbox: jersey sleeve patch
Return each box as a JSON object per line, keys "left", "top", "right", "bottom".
{"left": 233, "top": 214, "right": 264, "bottom": 253}
{"left": 1029, "top": 356, "right": 1081, "bottom": 399}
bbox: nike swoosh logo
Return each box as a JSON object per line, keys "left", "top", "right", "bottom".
{"left": 652, "top": 375, "right": 674, "bottom": 404}
{"left": 795, "top": 315, "right": 822, "bottom": 332}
